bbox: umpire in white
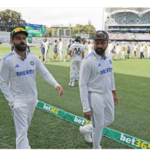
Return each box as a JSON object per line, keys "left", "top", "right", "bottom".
{"left": 0, "top": 27, "right": 63, "bottom": 149}
{"left": 79, "top": 30, "right": 118, "bottom": 149}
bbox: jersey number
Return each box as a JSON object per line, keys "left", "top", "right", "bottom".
{"left": 74, "top": 48, "right": 81, "bottom": 55}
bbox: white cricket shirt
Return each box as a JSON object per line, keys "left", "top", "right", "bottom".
{"left": 0, "top": 50, "right": 60, "bottom": 107}
{"left": 79, "top": 51, "right": 115, "bottom": 112}
{"left": 116, "top": 46, "right": 120, "bottom": 54}
{"left": 70, "top": 42, "right": 85, "bottom": 61}
{"left": 59, "top": 41, "right": 63, "bottom": 51}
{"left": 44, "top": 41, "right": 49, "bottom": 51}
{"left": 88, "top": 44, "right": 93, "bottom": 54}
{"left": 140, "top": 46, "right": 144, "bottom": 52}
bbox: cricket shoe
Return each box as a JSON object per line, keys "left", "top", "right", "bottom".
{"left": 59, "top": 60, "right": 62, "bottom": 62}
{"left": 64, "top": 58, "right": 66, "bottom": 62}
{"left": 79, "top": 126, "right": 92, "bottom": 143}
{"left": 68, "top": 82, "right": 74, "bottom": 86}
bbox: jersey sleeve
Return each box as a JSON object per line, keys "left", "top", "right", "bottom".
{"left": 0, "top": 59, "right": 15, "bottom": 107}
{"left": 82, "top": 45, "right": 85, "bottom": 53}
{"left": 36, "top": 56, "right": 60, "bottom": 88}
{"left": 69, "top": 45, "right": 73, "bottom": 51}
{"left": 79, "top": 59, "right": 91, "bottom": 112}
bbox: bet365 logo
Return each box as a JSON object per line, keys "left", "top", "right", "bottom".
{"left": 120, "top": 133, "right": 150, "bottom": 149}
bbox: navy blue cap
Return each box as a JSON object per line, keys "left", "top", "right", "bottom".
{"left": 93, "top": 30, "right": 109, "bottom": 41}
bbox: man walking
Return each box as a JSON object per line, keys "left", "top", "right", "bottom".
{"left": 79, "top": 30, "right": 118, "bottom": 149}
{"left": 68, "top": 36, "right": 84, "bottom": 86}
{"left": 0, "top": 27, "right": 63, "bottom": 149}
{"left": 59, "top": 38, "right": 66, "bottom": 62}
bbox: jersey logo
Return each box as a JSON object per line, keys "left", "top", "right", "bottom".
{"left": 15, "top": 64, "right": 20, "bottom": 68}
{"left": 30, "top": 61, "right": 34, "bottom": 66}
{"left": 109, "top": 60, "right": 112, "bottom": 64}
{"left": 98, "top": 63, "right": 101, "bottom": 67}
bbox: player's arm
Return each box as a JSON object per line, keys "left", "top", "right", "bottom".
{"left": 110, "top": 57, "right": 118, "bottom": 106}
{"left": 36, "top": 57, "right": 63, "bottom": 96}
{"left": 82, "top": 46, "right": 85, "bottom": 59}
{"left": 79, "top": 60, "right": 91, "bottom": 120}
{"left": 0, "top": 60, "right": 15, "bottom": 108}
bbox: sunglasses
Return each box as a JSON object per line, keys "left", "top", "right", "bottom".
{"left": 94, "top": 32, "right": 107, "bottom": 39}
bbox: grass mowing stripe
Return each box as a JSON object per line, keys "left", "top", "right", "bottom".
{"left": 37, "top": 100, "right": 150, "bottom": 149}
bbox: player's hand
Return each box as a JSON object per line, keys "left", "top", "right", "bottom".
{"left": 55, "top": 86, "right": 63, "bottom": 96}
{"left": 11, "top": 106, "right": 14, "bottom": 109}
{"left": 113, "top": 95, "right": 118, "bottom": 106}
{"left": 84, "top": 111, "right": 91, "bottom": 120}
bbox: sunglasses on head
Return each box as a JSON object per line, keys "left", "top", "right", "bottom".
{"left": 11, "top": 28, "right": 26, "bottom": 39}
{"left": 94, "top": 32, "right": 107, "bottom": 39}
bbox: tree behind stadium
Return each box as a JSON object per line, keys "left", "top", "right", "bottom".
{"left": 0, "top": 9, "right": 26, "bottom": 31}
{"left": 73, "top": 24, "right": 96, "bottom": 39}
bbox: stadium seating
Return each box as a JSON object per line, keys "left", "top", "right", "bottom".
{"left": 140, "top": 12, "right": 150, "bottom": 24}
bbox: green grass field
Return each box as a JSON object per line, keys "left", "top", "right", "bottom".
{"left": 0, "top": 44, "right": 150, "bottom": 149}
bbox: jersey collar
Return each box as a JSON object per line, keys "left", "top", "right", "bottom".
{"left": 13, "top": 50, "right": 28, "bottom": 61}
{"left": 93, "top": 51, "right": 107, "bottom": 60}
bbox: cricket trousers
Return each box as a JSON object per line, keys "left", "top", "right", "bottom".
{"left": 11, "top": 100, "right": 37, "bottom": 149}
{"left": 115, "top": 53, "right": 120, "bottom": 60}
{"left": 70, "top": 60, "right": 81, "bottom": 82}
{"left": 121, "top": 51, "right": 125, "bottom": 59}
{"left": 81, "top": 91, "right": 114, "bottom": 149}
{"left": 59, "top": 51, "right": 65, "bottom": 60}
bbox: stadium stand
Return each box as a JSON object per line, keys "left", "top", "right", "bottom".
{"left": 0, "top": 31, "right": 10, "bottom": 43}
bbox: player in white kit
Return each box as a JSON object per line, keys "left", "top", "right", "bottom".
{"left": 115, "top": 42, "right": 121, "bottom": 60}
{"left": 88, "top": 41, "right": 94, "bottom": 54}
{"left": 59, "top": 38, "right": 66, "bottom": 62}
{"left": 82, "top": 38, "right": 88, "bottom": 57}
{"left": 147, "top": 43, "right": 150, "bottom": 58}
{"left": 132, "top": 42, "right": 138, "bottom": 59}
{"left": 79, "top": 30, "right": 118, "bottom": 149}
{"left": 43, "top": 39, "right": 51, "bottom": 62}
{"left": 0, "top": 28, "right": 64, "bottom": 149}
{"left": 107, "top": 40, "right": 113, "bottom": 54}
{"left": 68, "top": 36, "right": 85, "bottom": 86}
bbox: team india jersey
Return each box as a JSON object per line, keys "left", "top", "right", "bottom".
{"left": 0, "top": 50, "right": 59, "bottom": 107}
{"left": 70, "top": 42, "right": 85, "bottom": 61}
{"left": 79, "top": 51, "right": 115, "bottom": 112}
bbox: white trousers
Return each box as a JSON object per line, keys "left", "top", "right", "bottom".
{"left": 121, "top": 51, "right": 125, "bottom": 59}
{"left": 11, "top": 101, "right": 37, "bottom": 149}
{"left": 60, "top": 51, "right": 65, "bottom": 60}
{"left": 144, "top": 51, "right": 148, "bottom": 58}
{"left": 81, "top": 91, "right": 114, "bottom": 149}
{"left": 148, "top": 50, "right": 150, "bottom": 58}
{"left": 45, "top": 49, "right": 51, "bottom": 61}
{"left": 70, "top": 60, "right": 81, "bottom": 82}
{"left": 115, "top": 53, "right": 120, "bottom": 60}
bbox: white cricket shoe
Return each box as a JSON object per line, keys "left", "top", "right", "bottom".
{"left": 68, "top": 82, "right": 74, "bottom": 86}
{"left": 59, "top": 60, "right": 62, "bottom": 62}
{"left": 64, "top": 58, "right": 66, "bottom": 62}
{"left": 79, "top": 126, "right": 92, "bottom": 143}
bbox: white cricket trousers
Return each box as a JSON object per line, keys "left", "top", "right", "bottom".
{"left": 11, "top": 101, "right": 37, "bottom": 149}
{"left": 115, "top": 52, "right": 120, "bottom": 60}
{"left": 82, "top": 91, "right": 114, "bottom": 149}
{"left": 59, "top": 51, "right": 65, "bottom": 60}
{"left": 45, "top": 49, "right": 51, "bottom": 61}
{"left": 121, "top": 51, "right": 125, "bottom": 59}
{"left": 70, "top": 60, "right": 81, "bottom": 82}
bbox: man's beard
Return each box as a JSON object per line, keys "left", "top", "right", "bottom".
{"left": 14, "top": 42, "right": 27, "bottom": 51}
{"left": 95, "top": 45, "right": 108, "bottom": 55}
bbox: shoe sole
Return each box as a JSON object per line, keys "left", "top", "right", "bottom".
{"left": 78, "top": 127, "right": 92, "bottom": 143}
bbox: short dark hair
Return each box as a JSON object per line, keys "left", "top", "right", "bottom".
{"left": 55, "top": 40, "right": 57, "bottom": 42}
